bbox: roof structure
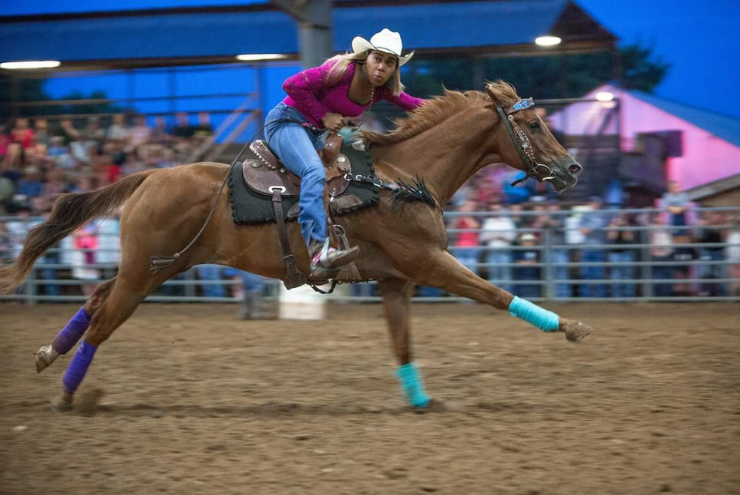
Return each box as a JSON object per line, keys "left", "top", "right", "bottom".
{"left": 0, "top": 0, "right": 617, "bottom": 71}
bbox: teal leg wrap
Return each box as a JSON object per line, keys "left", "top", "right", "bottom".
{"left": 508, "top": 296, "right": 560, "bottom": 332}
{"left": 396, "top": 362, "right": 431, "bottom": 408}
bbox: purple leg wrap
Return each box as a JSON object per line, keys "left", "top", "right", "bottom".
{"left": 53, "top": 307, "right": 92, "bottom": 354}
{"left": 62, "top": 341, "right": 97, "bottom": 394}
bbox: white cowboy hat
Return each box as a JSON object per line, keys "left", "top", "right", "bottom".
{"left": 351, "top": 29, "right": 414, "bottom": 66}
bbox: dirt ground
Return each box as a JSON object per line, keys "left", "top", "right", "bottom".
{"left": 1, "top": 302, "right": 739, "bottom": 495}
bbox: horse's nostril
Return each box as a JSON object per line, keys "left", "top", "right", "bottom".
{"left": 569, "top": 163, "right": 582, "bottom": 175}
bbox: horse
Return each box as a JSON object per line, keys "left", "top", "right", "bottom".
{"left": 0, "top": 81, "right": 592, "bottom": 411}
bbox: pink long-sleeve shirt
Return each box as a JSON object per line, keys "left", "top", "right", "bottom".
{"left": 282, "top": 59, "right": 426, "bottom": 128}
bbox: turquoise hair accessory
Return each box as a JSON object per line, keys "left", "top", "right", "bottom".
{"left": 509, "top": 296, "right": 559, "bottom": 332}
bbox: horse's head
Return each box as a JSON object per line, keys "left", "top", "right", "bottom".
{"left": 485, "top": 81, "right": 582, "bottom": 193}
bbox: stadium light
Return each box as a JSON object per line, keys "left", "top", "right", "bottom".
{"left": 535, "top": 36, "right": 561, "bottom": 47}
{"left": 596, "top": 91, "right": 614, "bottom": 102}
{"left": 0, "top": 60, "right": 61, "bottom": 69}
{"left": 236, "top": 54, "right": 289, "bottom": 61}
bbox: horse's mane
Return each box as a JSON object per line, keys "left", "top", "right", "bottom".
{"left": 361, "top": 80, "right": 520, "bottom": 146}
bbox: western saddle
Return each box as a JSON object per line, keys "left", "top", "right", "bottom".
{"left": 241, "top": 133, "right": 357, "bottom": 290}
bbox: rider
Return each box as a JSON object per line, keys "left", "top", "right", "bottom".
{"left": 264, "top": 29, "right": 426, "bottom": 276}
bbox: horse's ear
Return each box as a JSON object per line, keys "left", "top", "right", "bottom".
{"left": 485, "top": 83, "right": 504, "bottom": 106}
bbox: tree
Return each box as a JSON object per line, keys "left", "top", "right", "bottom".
{"left": 619, "top": 42, "right": 671, "bottom": 92}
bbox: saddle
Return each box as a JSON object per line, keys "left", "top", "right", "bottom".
{"left": 241, "top": 134, "right": 357, "bottom": 290}
{"left": 244, "top": 133, "right": 352, "bottom": 198}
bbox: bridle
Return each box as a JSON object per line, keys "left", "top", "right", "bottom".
{"left": 493, "top": 97, "right": 556, "bottom": 186}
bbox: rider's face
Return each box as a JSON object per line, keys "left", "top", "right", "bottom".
{"left": 365, "top": 50, "right": 397, "bottom": 87}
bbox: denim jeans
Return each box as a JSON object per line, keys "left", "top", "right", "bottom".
{"left": 197, "top": 264, "right": 225, "bottom": 298}
{"left": 550, "top": 249, "right": 571, "bottom": 298}
{"left": 486, "top": 249, "right": 512, "bottom": 293}
{"left": 264, "top": 102, "right": 327, "bottom": 246}
{"left": 579, "top": 248, "right": 605, "bottom": 298}
{"left": 453, "top": 247, "right": 481, "bottom": 276}
{"left": 608, "top": 251, "right": 635, "bottom": 298}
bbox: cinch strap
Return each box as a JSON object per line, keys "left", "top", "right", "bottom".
{"left": 508, "top": 296, "right": 559, "bottom": 332}
{"left": 396, "top": 362, "right": 431, "bottom": 408}
{"left": 62, "top": 341, "right": 97, "bottom": 394}
{"left": 53, "top": 307, "right": 92, "bottom": 354}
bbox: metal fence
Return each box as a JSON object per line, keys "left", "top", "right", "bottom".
{"left": 1, "top": 206, "right": 739, "bottom": 304}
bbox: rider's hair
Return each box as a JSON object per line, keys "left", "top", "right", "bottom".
{"left": 326, "top": 50, "right": 404, "bottom": 96}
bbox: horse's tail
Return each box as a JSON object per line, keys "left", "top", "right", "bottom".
{"left": 0, "top": 169, "right": 158, "bottom": 294}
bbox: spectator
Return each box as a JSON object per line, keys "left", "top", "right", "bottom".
{"left": 696, "top": 211, "right": 727, "bottom": 297}
{"left": 34, "top": 118, "right": 50, "bottom": 147}
{"left": 15, "top": 166, "right": 44, "bottom": 200}
{"left": 193, "top": 112, "right": 213, "bottom": 139}
{"left": 0, "top": 218, "right": 12, "bottom": 263}
{"left": 11, "top": 118, "right": 35, "bottom": 149}
{"left": 129, "top": 115, "right": 152, "bottom": 155}
{"left": 197, "top": 264, "right": 225, "bottom": 298}
{"left": 649, "top": 213, "right": 674, "bottom": 297}
{"left": 606, "top": 213, "right": 636, "bottom": 298}
{"left": 578, "top": 197, "right": 607, "bottom": 298}
{"left": 544, "top": 203, "right": 571, "bottom": 298}
{"left": 513, "top": 233, "right": 541, "bottom": 298}
{"left": 661, "top": 180, "right": 691, "bottom": 240}
{"left": 480, "top": 202, "right": 515, "bottom": 293}
{"left": 172, "top": 112, "right": 194, "bottom": 139}
{"left": 726, "top": 213, "right": 740, "bottom": 297}
{"left": 107, "top": 114, "right": 130, "bottom": 144}
{"left": 450, "top": 199, "right": 481, "bottom": 275}
{"left": 71, "top": 223, "right": 99, "bottom": 296}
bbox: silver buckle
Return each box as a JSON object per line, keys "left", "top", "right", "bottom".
{"left": 268, "top": 186, "right": 286, "bottom": 193}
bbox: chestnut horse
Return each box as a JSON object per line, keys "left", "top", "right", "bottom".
{"left": 0, "top": 82, "right": 592, "bottom": 411}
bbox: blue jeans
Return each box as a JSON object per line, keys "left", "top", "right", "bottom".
{"left": 486, "top": 249, "right": 512, "bottom": 293}
{"left": 652, "top": 256, "right": 674, "bottom": 297}
{"left": 550, "top": 249, "right": 571, "bottom": 298}
{"left": 699, "top": 249, "right": 727, "bottom": 296}
{"left": 608, "top": 251, "right": 635, "bottom": 298}
{"left": 197, "top": 264, "right": 225, "bottom": 298}
{"left": 453, "top": 247, "right": 481, "bottom": 275}
{"left": 265, "top": 102, "right": 327, "bottom": 246}
{"left": 579, "top": 248, "right": 605, "bottom": 298}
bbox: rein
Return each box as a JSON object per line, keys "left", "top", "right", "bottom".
{"left": 494, "top": 98, "right": 555, "bottom": 186}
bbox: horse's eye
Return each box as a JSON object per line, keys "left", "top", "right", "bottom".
{"left": 529, "top": 122, "right": 541, "bottom": 131}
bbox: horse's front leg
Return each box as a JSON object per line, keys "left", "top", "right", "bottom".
{"left": 410, "top": 250, "right": 592, "bottom": 342}
{"left": 379, "top": 278, "right": 434, "bottom": 409}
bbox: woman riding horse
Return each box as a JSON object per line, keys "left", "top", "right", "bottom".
{"left": 265, "top": 28, "right": 426, "bottom": 277}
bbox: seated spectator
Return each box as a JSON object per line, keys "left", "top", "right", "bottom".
{"left": 15, "top": 166, "right": 44, "bottom": 200}
{"left": 172, "top": 112, "right": 194, "bottom": 139}
{"left": 11, "top": 118, "right": 35, "bottom": 149}
{"left": 129, "top": 115, "right": 152, "bottom": 156}
{"left": 34, "top": 118, "right": 50, "bottom": 147}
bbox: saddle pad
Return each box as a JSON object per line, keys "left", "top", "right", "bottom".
{"left": 228, "top": 141, "right": 380, "bottom": 226}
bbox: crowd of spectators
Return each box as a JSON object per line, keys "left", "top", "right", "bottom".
{"left": 1, "top": 114, "right": 739, "bottom": 301}
{"left": 445, "top": 177, "right": 740, "bottom": 299}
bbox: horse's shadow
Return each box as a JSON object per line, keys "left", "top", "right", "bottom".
{"left": 53, "top": 389, "right": 547, "bottom": 418}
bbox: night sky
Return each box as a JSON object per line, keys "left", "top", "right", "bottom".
{"left": 2, "top": 0, "right": 739, "bottom": 118}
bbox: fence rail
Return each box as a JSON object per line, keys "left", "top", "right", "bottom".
{"left": 1, "top": 206, "right": 739, "bottom": 304}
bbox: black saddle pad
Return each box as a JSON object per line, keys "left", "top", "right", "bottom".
{"left": 228, "top": 141, "right": 380, "bottom": 226}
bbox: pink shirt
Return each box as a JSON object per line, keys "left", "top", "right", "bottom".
{"left": 283, "top": 59, "right": 425, "bottom": 128}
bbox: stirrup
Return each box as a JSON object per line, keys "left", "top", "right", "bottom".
{"left": 310, "top": 238, "right": 359, "bottom": 272}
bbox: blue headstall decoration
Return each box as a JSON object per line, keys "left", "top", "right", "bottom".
{"left": 492, "top": 95, "right": 556, "bottom": 186}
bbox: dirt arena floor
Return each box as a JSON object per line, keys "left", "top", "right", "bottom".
{"left": 1, "top": 302, "right": 739, "bottom": 495}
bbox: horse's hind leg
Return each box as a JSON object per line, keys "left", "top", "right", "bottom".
{"left": 53, "top": 272, "right": 166, "bottom": 411}
{"left": 36, "top": 277, "right": 118, "bottom": 373}
{"left": 379, "top": 279, "right": 433, "bottom": 409}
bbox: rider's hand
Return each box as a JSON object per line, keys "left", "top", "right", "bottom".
{"left": 322, "top": 113, "right": 347, "bottom": 133}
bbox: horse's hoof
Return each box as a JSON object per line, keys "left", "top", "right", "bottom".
{"left": 51, "top": 393, "right": 74, "bottom": 413}
{"left": 35, "top": 344, "right": 59, "bottom": 373}
{"left": 560, "top": 319, "right": 593, "bottom": 342}
{"left": 413, "top": 399, "right": 446, "bottom": 414}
